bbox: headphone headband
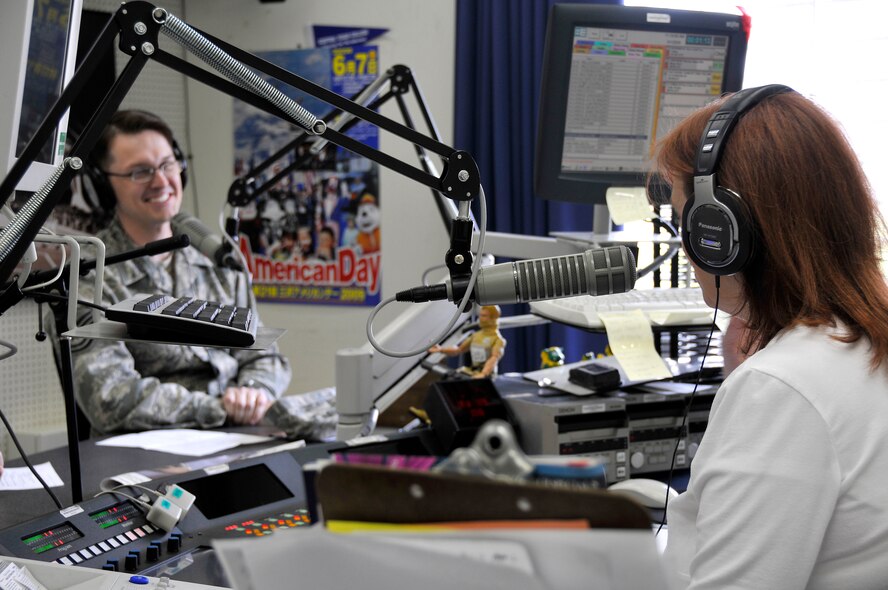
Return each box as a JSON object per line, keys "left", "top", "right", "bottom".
{"left": 695, "top": 84, "right": 794, "bottom": 177}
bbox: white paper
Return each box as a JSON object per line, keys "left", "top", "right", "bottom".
{"left": 0, "top": 561, "right": 49, "bottom": 590}
{"left": 213, "top": 526, "right": 672, "bottom": 590}
{"left": 377, "top": 537, "right": 536, "bottom": 575}
{"left": 605, "top": 186, "right": 653, "bottom": 224}
{"left": 0, "top": 462, "right": 64, "bottom": 491}
{"left": 96, "top": 429, "right": 275, "bottom": 457}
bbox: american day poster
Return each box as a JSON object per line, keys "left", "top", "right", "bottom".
{"left": 232, "top": 45, "right": 381, "bottom": 306}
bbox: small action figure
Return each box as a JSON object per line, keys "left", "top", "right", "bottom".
{"left": 540, "top": 346, "right": 566, "bottom": 369}
{"left": 429, "top": 305, "right": 506, "bottom": 379}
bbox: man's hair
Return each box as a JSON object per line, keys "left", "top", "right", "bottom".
{"left": 91, "top": 109, "right": 176, "bottom": 169}
{"left": 655, "top": 91, "right": 888, "bottom": 367}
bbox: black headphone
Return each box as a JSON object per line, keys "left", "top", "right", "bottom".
{"left": 83, "top": 140, "right": 188, "bottom": 216}
{"left": 683, "top": 84, "right": 794, "bottom": 276}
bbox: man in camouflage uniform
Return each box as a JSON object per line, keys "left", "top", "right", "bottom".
{"left": 69, "top": 110, "right": 291, "bottom": 434}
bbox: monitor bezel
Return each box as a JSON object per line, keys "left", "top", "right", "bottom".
{"left": 534, "top": 4, "right": 749, "bottom": 204}
{"left": 0, "top": 0, "right": 82, "bottom": 194}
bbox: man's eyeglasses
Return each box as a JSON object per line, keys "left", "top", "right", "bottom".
{"left": 103, "top": 159, "right": 183, "bottom": 184}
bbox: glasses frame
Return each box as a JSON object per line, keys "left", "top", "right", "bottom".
{"left": 103, "top": 158, "right": 183, "bottom": 184}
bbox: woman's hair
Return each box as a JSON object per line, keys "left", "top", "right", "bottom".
{"left": 654, "top": 91, "right": 888, "bottom": 368}
{"left": 91, "top": 109, "right": 176, "bottom": 169}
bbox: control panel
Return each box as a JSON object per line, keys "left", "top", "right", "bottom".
{"left": 498, "top": 377, "right": 631, "bottom": 483}
{"left": 0, "top": 452, "right": 309, "bottom": 578}
{"left": 498, "top": 376, "right": 717, "bottom": 482}
{"left": 614, "top": 382, "right": 718, "bottom": 475}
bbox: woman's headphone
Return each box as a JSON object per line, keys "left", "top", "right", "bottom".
{"left": 682, "top": 84, "right": 794, "bottom": 276}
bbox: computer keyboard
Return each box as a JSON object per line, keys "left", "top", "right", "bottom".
{"left": 529, "top": 287, "right": 718, "bottom": 330}
{"left": 105, "top": 293, "right": 257, "bottom": 347}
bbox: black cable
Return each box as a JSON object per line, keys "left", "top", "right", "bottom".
{"left": 656, "top": 275, "right": 720, "bottom": 537}
{"left": 0, "top": 406, "right": 64, "bottom": 511}
{"left": 0, "top": 338, "right": 64, "bottom": 509}
{"left": 25, "top": 291, "right": 108, "bottom": 313}
{"left": 636, "top": 218, "right": 681, "bottom": 280}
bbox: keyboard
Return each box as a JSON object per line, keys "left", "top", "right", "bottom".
{"left": 105, "top": 293, "right": 257, "bottom": 347}
{"left": 529, "top": 287, "right": 719, "bottom": 330}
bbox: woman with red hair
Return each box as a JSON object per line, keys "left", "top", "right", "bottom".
{"left": 655, "top": 87, "right": 888, "bottom": 589}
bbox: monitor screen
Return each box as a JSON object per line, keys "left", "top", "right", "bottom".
{"left": 534, "top": 4, "right": 748, "bottom": 205}
{"left": 0, "top": 0, "right": 81, "bottom": 193}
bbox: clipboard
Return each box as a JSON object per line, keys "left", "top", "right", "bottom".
{"left": 315, "top": 463, "right": 651, "bottom": 529}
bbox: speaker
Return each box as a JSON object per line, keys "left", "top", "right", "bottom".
{"left": 82, "top": 140, "right": 188, "bottom": 216}
{"left": 683, "top": 84, "right": 794, "bottom": 276}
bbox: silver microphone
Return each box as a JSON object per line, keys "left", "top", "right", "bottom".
{"left": 397, "top": 245, "right": 637, "bottom": 305}
{"left": 171, "top": 212, "right": 242, "bottom": 271}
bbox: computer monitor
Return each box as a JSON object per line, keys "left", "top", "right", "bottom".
{"left": 534, "top": 4, "right": 748, "bottom": 209}
{"left": 0, "top": 0, "right": 82, "bottom": 194}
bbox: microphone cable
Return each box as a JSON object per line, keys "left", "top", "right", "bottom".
{"left": 365, "top": 185, "right": 488, "bottom": 358}
{"left": 636, "top": 218, "right": 680, "bottom": 281}
{"left": 656, "top": 274, "right": 720, "bottom": 537}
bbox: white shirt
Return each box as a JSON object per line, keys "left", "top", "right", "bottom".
{"left": 664, "top": 323, "right": 888, "bottom": 589}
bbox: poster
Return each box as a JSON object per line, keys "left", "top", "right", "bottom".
{"left": 233, "top": 45, "right": 381, "bottom": 306}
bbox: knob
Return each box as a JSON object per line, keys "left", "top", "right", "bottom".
{"left": 101, "top": 563, "right": 116, "bottom": 571}
{"left": 147, "top": 543, "right": 161, "bottom": 562}
{"left": 167, "top": 533, "right": 182, "bottom": 553}
{"left": 124, "top": 552, "right": 140, "bottom": 572}
{"left": 104, "top": 558, "right": 119, "bottom": 572}
{"left": 630, "top": 452, "right": 646, "bottom": 469}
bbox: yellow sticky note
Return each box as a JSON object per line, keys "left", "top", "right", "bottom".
{"left": 598, "top": 309, "right": 671, "bottom": 382}
{"left": 605, "top": 187, "right": 653, "bottom": 225}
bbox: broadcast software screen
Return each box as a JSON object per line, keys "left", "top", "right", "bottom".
{"left": 534, "top": 4, "right": 749, "bottom": 205}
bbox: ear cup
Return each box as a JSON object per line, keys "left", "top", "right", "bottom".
{"left": 81, "top": 160, "right": 117, "bottom": 215}
{"left": 682, "top": 186, "right": 754, "bottom": 276}
{"left": 172, "top": 140, "right": 188, "bottom": 189}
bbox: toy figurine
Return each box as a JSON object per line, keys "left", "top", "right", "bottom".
{"left": 428, "top": 305, "right": 506, "bottom": 378}
{"left": 540, "top": 346, "right": 566, "bottom": 369}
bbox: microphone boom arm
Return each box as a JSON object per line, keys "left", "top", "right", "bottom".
{"left": 0, "top": 0, "right": 481, "bottom": 292}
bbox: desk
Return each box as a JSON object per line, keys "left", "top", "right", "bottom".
{"left": 0, "top": 427, "right": 441, "bottom": 587}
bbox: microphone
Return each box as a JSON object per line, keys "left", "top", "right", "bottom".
{"left": 171, "top": 212, "right": 243, "bottom": 271}
{"left": 397, "top": 245, "right": 637, "bottom": 305}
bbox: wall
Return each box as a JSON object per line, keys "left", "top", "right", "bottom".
{"left": 181, "top": 0, "right": 457, "bottom": 393}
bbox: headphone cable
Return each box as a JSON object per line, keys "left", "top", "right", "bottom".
{"left": 656, "top": 275, "right": 720, "bottom": 536}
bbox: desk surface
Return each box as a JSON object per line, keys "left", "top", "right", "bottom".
{"left": 0, "top": 427, "right": 440, "bottom": 531}
{"left": 0, "top": 428, "right": 325, "bottom": 530}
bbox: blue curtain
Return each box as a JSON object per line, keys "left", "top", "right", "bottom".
{"left": 454, "top": 0, "right": 621, "bottom": 374}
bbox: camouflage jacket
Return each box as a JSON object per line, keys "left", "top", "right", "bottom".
{"left": 68, "top": 217, "right": 292, "bottom": 434}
